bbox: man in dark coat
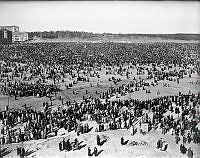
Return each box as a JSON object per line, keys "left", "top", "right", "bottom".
{"left": 20, "top": 147, "right": 25, "bottom": 158}
{"left": 66, "top": 139, "right": 71, "bottom": 151}
{"left": 59, "top": 141, "right": 62, "bottom": 151}
{"left": 157, "top": 138, "right": 162, "bottom": 149}
{"left": 180, "top": 144, "right": 187, "bottom": 154}
{"left": 175, "top": 135, "right": 180, "bottom": 144}
{"left": 121, "top": 136, "right": 124, "bottom": 145}
{"left": 17, "top": 147, "right": 21, "bottom": 155}
{"left": 187, "top": 147, "right": 193, "bottom": 158}
{"left": 88, "top": 147, "right": 93, "bottom": 156}
{"left": 93, "top": 147, "right": 98, "bottom": 156}
{"left": 62, "top": 138, "right": 66, "bottom": 150}
{"left": 97, "top": 135, "right": 101, "bottom": 146}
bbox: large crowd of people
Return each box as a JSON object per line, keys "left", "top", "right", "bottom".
{"left": 0, "top": 42, "right": 198, "bottom": 100}
{"left": 0, "top": 41, "right": 199, "bottom": 157}
{"left": 0, "top": 92, "right": 199, "bottom": 156}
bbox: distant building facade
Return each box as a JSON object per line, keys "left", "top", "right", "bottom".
{"left": 12, "top": 32, "right": 28, "bottom": 42}
{"left": 0, "top": 25, "right": 28, "bottom": 42}
{"left": 0, "top": 26, "right": 19, "bottom": 33}
{"left": 0, "top": 29, "right": 12, "bottom": 44}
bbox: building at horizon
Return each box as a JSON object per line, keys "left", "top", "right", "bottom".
{"left": 0, "top": 29, "right": 12, "bottom": 44}
{"left": 0, "top": 25, "right": 29, "bottom": 42}
{"left": 12, "top": 32, "right": 28, "bottom": 42}
{"left": 0, "top": 26, "right": 19, "bottom": 33}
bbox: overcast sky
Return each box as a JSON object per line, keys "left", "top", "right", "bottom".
{"left": 0, "top": 1, "right": 199, "bottom": 34}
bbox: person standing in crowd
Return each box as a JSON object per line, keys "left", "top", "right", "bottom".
{"left": 180, "top": 144, "right": 187, "bottom": 155}
{"left": 59, "top": 141, "right": 62, "bottom": 151}
{"left": 175, "top": 135, "right": 180, "bottom": 144}
{"left": 88, "top": 147, "right": 93, "bottom": 157}
{"left": 157, "top": 138, "right": 163, "bottom": 149}
{"left": 97, "top": 135, "right": 101, "bottom": 146}
{"left": 93, "top": 147, "right": 98, "bottom": 157}
{"left": 121, "top": 136, "right": 125, "bottom": 145}
{"left": 187, "top": 147, "right": 193, "bottom": 158}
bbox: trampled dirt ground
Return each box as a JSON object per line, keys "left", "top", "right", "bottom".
{"left": 0, "top": 65, "right": 200, "bottom": 158}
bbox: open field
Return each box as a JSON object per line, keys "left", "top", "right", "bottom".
{"left": 0, "top": 40, "right": 199, "bottom": 158}
{"left": 0, "top": 65, "right": 199, "bottom": 111}
{"left": 0, "top": 63, "right": 200, "bottom": 158}
{"left": 3, "top": 123, "right": 200, "bottom": 158}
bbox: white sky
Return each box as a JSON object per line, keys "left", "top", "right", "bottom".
{"left": 0, "top": 1, "right": 199, "bottom": 34}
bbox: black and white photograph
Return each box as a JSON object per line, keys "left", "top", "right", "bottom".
{"left": 0, "top": 1, "right": 199, "bottom": 158}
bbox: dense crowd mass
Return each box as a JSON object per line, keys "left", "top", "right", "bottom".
{"left": 0, "top": 92, "right": 199, "bottom": 157}
{"left": 0, "top": 42, "right": 198, "bottom": 66}
{"left": 0, "top": 42, "right": 198, "bottom": 98}
{"left": 0, "top": 42, "right": 199, "bottom": 157}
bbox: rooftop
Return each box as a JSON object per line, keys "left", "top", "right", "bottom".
{"left": 13, "top": 32, "right": 28, "bottom": 35}
{"left": 0, "top": 25, "right": 19, "bottom": 28}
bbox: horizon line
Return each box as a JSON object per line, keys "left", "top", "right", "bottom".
{"left": 24, "top": 29, "right": 200, "bottom": 35}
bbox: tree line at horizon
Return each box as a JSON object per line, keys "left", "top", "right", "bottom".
{"left": 27, "top": 30, "right": 200, "bottom": 41}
